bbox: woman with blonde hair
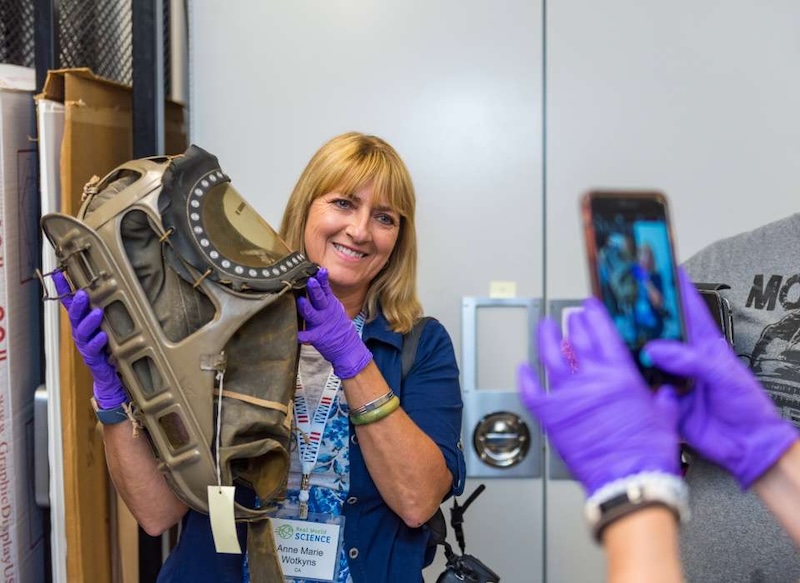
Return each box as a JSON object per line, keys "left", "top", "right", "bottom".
{"left": 280, "top": 132, "right": 421, "bottom": 333}
{"left": 270, "top": 132, "right": 465, "bottom": 581}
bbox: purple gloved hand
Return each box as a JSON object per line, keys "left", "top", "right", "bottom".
{"left": 644, "top": 270, "right": 799, "bottom": 489}
{"left": 518, "top": 297, "right": 681, "bottom": 496}
{"left": 296, "top": 268, "right": 373, "bottom": 379}
{"left": 53, "top": 271, "right": 127, "bottom": 409}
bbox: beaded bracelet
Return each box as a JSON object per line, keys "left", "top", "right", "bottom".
{"left": 350, "top": 395, "right": 401, "bottom": 426}
{"left": 350, "top": 390, "right": 395, "bottom": 417}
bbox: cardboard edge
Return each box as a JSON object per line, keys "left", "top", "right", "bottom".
{"left": 36, "top": 68, "right": 184, "bottom": 110}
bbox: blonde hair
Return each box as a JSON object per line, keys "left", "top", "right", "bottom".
{"left": 280, "top": 132, "right": 422, "bottom": 333}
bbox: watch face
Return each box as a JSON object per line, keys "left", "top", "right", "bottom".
{"left": 598, "top": 491, "right": 636, "bottom": 513}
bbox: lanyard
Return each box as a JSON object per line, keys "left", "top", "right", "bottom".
{"left": 293, "top": 313, "right": 364, "bottom": 518}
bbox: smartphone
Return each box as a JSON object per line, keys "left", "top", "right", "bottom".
{"left": 581, "top": 190, "right": 689, "bottom": 390}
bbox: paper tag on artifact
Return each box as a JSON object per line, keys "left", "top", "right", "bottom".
{"left": 208, "top": 486, "right": 242, "bottom": 554}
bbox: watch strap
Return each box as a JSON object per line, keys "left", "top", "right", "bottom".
{"left": 584, "top": 471, "right": 689, "bottom": 543}
{"left": 91, "top": 397, "right": 131, "bottom": 425}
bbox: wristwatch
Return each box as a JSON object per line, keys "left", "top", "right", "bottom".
{"left": 91, "top": 397, "right": 131, "bottom": 425}
{"left": 584, "top": 472, "right": 690, "bottom": 542}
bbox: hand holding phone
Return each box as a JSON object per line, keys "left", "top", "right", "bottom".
{"left": 581, "top": 190, "right": 689, "bottom": 390}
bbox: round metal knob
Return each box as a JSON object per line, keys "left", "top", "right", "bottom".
{"left": 472, "top": 411, "right": 531, "bottom": 468}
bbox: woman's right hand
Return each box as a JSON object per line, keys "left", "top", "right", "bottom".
{"left": 518, "top": 297, "right": 681, "bottom": 496}
{"left": 645, "top": 270, "right": 799, "bottom": 489}
{"left": 53, "top": 271, "right": 127, "bottom": 409}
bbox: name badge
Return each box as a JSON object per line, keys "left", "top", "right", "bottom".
{"left": 271, "top": 509, "right": 345, "bottom": 582}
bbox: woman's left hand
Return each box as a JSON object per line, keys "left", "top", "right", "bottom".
{"left": 297, "top": 268, "right": 373, "bottom": 379}
{"left": 645, "top": 270, "right": 799, "bottom": 488}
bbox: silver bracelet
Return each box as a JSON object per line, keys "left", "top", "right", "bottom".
{"left": 584, "top": 471, "right": 690, "bottom": 543}
{"left": 351, "top": 390, "right": 395, "bottom": 416}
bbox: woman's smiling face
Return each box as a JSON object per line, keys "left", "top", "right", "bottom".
{"left": 303, "top": 183, "right": 400, "bottom": 307}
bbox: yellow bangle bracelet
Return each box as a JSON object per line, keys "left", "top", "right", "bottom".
{"left": 350, "top": 395, "right": 400, "bottom": 426}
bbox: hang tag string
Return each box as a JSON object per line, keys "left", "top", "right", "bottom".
{"left": 215, "top": 369, "right": 225, "bottom": 492}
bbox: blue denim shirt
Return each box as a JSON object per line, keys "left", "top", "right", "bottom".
{"left": 157, "top": 312, "right": 466, "bottom": 583}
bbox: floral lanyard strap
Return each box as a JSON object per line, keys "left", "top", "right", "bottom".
{"left": 293, "top": 313, "right": 365, "bottom": 519}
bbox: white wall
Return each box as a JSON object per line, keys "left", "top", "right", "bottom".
{"left": 190, "top": 0, "right": 544, "bottom": 337}
{"left": 547, "top": 0, "right": 800, "bottom": 297}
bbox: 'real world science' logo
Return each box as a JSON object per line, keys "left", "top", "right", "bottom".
{"left": 277, "top": 524, "right": 294, "bottom": 540}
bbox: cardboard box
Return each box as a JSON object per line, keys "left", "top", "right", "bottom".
{"left": 36, "top": 67, "right": 187, "bottom": 583}
{"left": 0, "top": 63, "right": 46, "bottom": 583}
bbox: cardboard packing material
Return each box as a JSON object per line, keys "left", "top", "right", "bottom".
{"left": 0, "top": 63, "right": 46, "bottom": 583}
{"left": 36, "top": 67, "right": 187, "bottom": 583}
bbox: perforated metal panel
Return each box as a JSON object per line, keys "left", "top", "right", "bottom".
{"left": 58, "top": 0, "right": 133, "bottom": 84}
{"left": 1, "top": 0, "right": 172, "bottom": 94}
{"left": 0, "top": 0, "right": 34, "bottom": 67}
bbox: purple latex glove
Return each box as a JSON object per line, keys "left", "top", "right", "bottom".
{"left": 53, "top": 271, "right": 127, "bottom": 409}
{"left": 645, "top": 270, "right": 799, "bottom": 489}
{"left": 518, "top": 297, "right": 681, "bottom": 496}
{"left": 296, "top": 268, "right": 373, "bottom": 379}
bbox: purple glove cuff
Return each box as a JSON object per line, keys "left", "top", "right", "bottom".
{"left": 93, "top": 376, "right": 128, "bottom": 410}
{"left": 332, "top": 347, "right": 373, "bottom": 380}
{"left": 736, "top": 422, "right": 799, "bottom": 489}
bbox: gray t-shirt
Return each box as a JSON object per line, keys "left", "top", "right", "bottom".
{"left": 681, "top": 212, "right": 800, "bottom": 583}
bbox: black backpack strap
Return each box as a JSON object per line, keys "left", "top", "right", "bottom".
{"left": 400, "top": 316, "right": 448, "bottom": 547}
{"left": 401, "top": 316, "right": 433, "bottom": 380}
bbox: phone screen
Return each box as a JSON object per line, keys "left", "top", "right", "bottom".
{"left": 583, "top": 191, "right": 687, "bottom": 388}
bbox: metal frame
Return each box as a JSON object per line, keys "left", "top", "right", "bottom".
{"left": 34, "top": 0, "right": 59, "bottom": 92}
{"left": 132, "top": 0, "right": 165, "bottom": 158}
{"left": 544, "top": 298, "right": 585, "bottom": 481}
{"left": 132, "top": 3, "right": 168, "bottom": 577}
{"left": 461, "top": 296, "right": 544, "bottom": 478}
